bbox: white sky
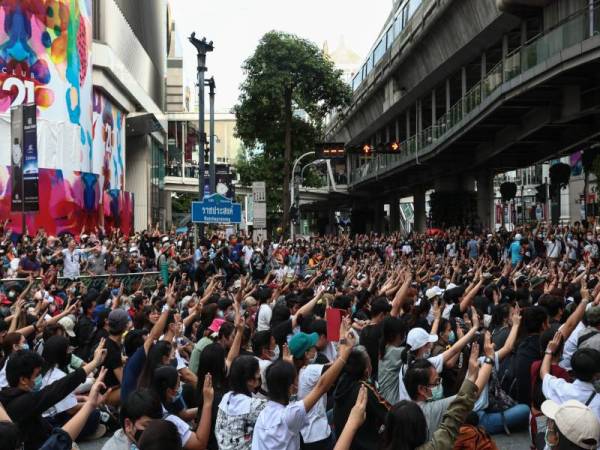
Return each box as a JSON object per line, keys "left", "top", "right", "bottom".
{"left": 170, "top": 0, "right": 392, "bottom": 113}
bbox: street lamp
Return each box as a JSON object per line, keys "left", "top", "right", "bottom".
{"left": 189, "top": 33, "right": 213, "bottom": 241}
{"left": 290, "top": 151, "right": 315, "bottom": 241}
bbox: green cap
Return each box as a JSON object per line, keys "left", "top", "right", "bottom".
{"left": 288, "top": 332, "right": 319, "bottom": 359}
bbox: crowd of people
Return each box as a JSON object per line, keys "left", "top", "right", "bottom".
{"left": 1, "top": 221, "right": 600, "bottom": 450}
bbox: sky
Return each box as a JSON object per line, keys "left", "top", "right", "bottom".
{"left": 170, "top": 0, "right": 392, "bottom": 113}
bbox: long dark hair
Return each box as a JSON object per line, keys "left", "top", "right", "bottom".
{"left": 138, "top": 341, "right": 172, "bottom": 389}
{"left": 265, "top": 359, "right": 296, "bottom": 405}
{"left": 41, "top": 335, "right": 71, "bottom": 375}
{"left": 229, "top": 355, "right": 259, "bottom": 396}
{"left": 489, "top": 303, "right": 511, "bottom": 331}
{"left": 150, "top": 365, "right": 179, "bottom": 405}
{"left": 379, "top": 316, "right": 407, "bottom": 360}
{"left": 383, "top": 400, "right": 428, "bottom": 450}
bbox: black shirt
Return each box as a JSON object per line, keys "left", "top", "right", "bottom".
{"left": 102, "top": 337, "right": 123, "bottom": 388}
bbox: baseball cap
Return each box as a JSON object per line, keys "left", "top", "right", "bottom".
{"left": 58, "top": 316, "right": 76, "bottom": 337}
{"left": 288, "top": 332, "right": 319, "bottom": 359}
{"left": 541, "top": 399, "right": 600, "bottom": 450}
{"left": 425, "top": 286, "right": 444, "bottom": 300}
{"left": 208, "top": 318, "right": 225, "bottom": 334}
{"left": 108, "top": 309, "right": 131, "bottom": 334}
{"left": 407, "top": 328, "right": 438, "bottom": 350}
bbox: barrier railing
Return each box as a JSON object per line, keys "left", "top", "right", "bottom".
{"left": 0, "top": 271, "right": 162, "bottom": 295}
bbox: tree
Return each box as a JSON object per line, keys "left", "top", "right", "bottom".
{"left": 234, "top": 31, "right": 351, "bottom": 236}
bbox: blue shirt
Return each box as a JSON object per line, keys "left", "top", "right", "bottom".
{"left": 510, "top": 241, "right": 523, "bottom": 266}
{"left": 468, "top": 239, "right": 479, "bottom": 258}
{"left": 120, "top": 346, "right": 146, "bottom": 402}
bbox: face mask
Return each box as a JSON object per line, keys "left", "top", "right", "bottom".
{"left": 428, "top": 384, "right": 444, "bottom": 401}
{"left": 269, "top": 345, "right": 280, "bottom": 361}
{"left": 217, "top": 310, "right": 224, "bottom": 318}
{"left": 33, "top": 375, "right": 43, "bottom": 392}
{"left": 351, "top": 304, "right": 357, "bottom": 314}
{"left": 173, "top": 384, "right": 183, "bottom": 402}
{"left": 447, "top": 331, "right": 456, "bottom": 344}
{"left": 129, "top": 428, "right": 144, "bottom": 450}
{"left": 21, "top": 343, "right": 30, "bottom": 351}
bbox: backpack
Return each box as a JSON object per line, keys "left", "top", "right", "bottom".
{"left": 487, "top": 365, "right": 517, "bottom": 414}
{"left": 453, "top": 425, "right": 499, "bottom": 450}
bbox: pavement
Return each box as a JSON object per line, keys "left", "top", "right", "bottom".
{"left": 79, "top": 430, "right": 531, "bottom": 450}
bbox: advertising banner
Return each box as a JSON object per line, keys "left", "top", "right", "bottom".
{"left": 10, "top": 106, "right": 23, "bottom": 211}
{"left": 22, "top": 104, "right": 39, "bottom": 211}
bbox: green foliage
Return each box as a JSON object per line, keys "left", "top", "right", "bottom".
{"left": 171, "top": 193, "right": 194, "bottom": 214}
{"left": 234, "top": 31, "right": 352, "bottom": 231}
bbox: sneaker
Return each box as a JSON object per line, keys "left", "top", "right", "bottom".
{"left": 80, "top": 424, "right": 107, "bottom": 441}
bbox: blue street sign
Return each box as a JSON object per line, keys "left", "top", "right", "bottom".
{"left": 191, "top": 193, "right": 242, "bottom": 224}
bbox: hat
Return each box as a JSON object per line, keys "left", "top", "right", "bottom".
{"left": 407, "top": 328, "right": 438, "bottom": 350}
{"left": 288, "top": 332, "right": 319, "bottom": 359}
{"left": 541, "top": 399, "right": 600, "bottom": 450}
{"left": 446, "top": 283, "right": 458, "bottom": 290}
{"left": 426, "top": 286, "right": 444, "bottom": 300}
{"left": 161, "top": 236, "right": 170, "bottom": 244}
{"left": 108, "top": 309, "right": 131, "bottom": 333}
{"left": 515, "top": 233, "right": 523, "bottom": 241}
{"left": 58, "top": 316, "right": 76, "bottom": 337}
{"left": 530, "top": 276, "right": 546, "bottom": 289}
{"left": 586, "top": 306, "right": 600, "bottom": 327}
{"left": 208, "top": 318, "right": 225, "bottom": 334}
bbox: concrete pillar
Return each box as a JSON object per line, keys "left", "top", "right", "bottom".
{"left": 374, "top": 201, "right": 385, "bottom": 234}
{"left": 406, "top": 111, "right": 410, "bottom": 138}
{"left": 164, "top": 191, "right": 173, "bottom": 228}
{"left": 389, "top": 197, "right": 400, "bottom": 232}
{"left": 476, "top": 170, "right": 494, "bottom": 230}
{"left": 413, "top": 186, "right": 426, "bottom": 233}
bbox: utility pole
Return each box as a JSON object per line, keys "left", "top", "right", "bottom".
{"left": 206, "top": 77, "right": 216, "bottom": 194}
{"left": 189, "top": 33, "right": 213, "bottom": 242}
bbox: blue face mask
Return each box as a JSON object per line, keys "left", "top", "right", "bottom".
{"left": 351, "top": 304, "right": 357, "bottom": 314}
{"left": 429, "top": 383, "right": 444, "bottom": 401}
{"left": 447, "top": 331, "right": 456, "bottom": 344}
{"left": 33, "top": 375, "right": 43, "bottom": 392}
{"left": 21, "top": 343, "right": 30, "bottom": 351}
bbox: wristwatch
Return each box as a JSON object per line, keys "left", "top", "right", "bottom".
{"left": 482, "top": 356, "right": 494, "bottom": 366}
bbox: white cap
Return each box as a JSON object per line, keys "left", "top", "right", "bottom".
{"left": 515, "top": 233, "right": 522, "bottom": 241}
{"left": 541, "top": 399, "right": 600, "bottom": 449}
{"left": 407, "top": 328, "right": 438, "bottom": 350}
{"left": 446, "top": 283, "right": 458, "bottom": 290}
{"left": 58, "top": 316, "right": 76, "bottom": 338}
{"left": 425, "top": 286, "right": 444, "bottom": 300}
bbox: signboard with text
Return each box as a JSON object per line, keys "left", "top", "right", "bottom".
{"left": 192, "top": 194, "right": 242, "bottom": 224}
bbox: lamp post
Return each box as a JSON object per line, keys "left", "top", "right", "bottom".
{"left": 290, "top": 151, "right": 315, "bottom": 241}
{"left": 189, "top": 33, "right": 213, "bottom": 241}
{"left": 206, "top": 77, "right": 216, "bottom": 194}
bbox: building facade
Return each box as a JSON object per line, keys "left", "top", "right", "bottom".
{"left": 0, "top": 0, "right": 167, "bottom": 235}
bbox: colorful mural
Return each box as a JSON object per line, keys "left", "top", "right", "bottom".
{"left": 0, "top": 1, "right": 133, "bottom": 235}
{"left": 93, "top": 89, "right": 125, "bottom": 191}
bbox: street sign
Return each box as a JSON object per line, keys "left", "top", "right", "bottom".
{"left": 191, "top": 193, "right": 242, "bottom": 224}
{"left": 252, "top": 181, "right": 266, "bottom": 202}
{"left": 253, "top": 202, "right": 267, "bottom": 228}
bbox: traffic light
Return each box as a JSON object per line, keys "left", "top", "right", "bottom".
{"left": 315, "top": 143, "right": 346, "bottom": 159}
{"left": 362, "top": 144, "right": 373, "bottom": 156}
{"left": 389, "top": 141, "right": 400, "bottom": 152}
{"left": 535, "top": 184, "right": 547, "bottom": 203}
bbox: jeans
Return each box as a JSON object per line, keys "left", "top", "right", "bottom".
{"left": 477, "top": 404, "right": 530, "bottom": 434}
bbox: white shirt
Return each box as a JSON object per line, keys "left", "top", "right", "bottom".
{"left": 0, "top": 359, "right": 8, "bottom": 389}
{"left": 242, "top": 245, "right": 253, "bottom": 266}
{"left": 62, "top": 248, "right": 83, "bottom": 279}
{"left": 41, "top": 367, "right": 77, "bottom": 417}
{"left": 251, "top": 400, "right": 308, "bottom": 450}
{"left": 257, "top": 304, "right": 272, "bottom": 332}
{"left": 543, "top": 375, "right": 600, "bottom": 422}
{"left": 256, "top": 358, "right": 272, "bottom": 398}
{"left": 560, "top": 321, "right": 585, "bottom": 370}
{"left": 398, "top": 353, "right": 444, "bottom": 401}
{"left": 162, "top": 406, "right": 192, "bottom": 446}
{"left": 298, "top": 364, "right": 330, "bottom": 443}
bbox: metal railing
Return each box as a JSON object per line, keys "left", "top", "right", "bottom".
{"left": 350, "top": 4, "right": 600, "bottom": 185}
{"left": 0, "top": 271, "right": 162, "bottom": 295}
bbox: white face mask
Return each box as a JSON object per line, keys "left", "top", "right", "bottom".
{"left": 269, "top": 345, "right": 280, "bottom": 361}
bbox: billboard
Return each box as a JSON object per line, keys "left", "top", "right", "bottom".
{"left": 0, "top": 1, "right": 132, "bottom": 235}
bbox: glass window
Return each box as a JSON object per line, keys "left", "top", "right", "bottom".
{"left": 394, "top": 14, "right": 402, "bottom": 36}
{"left": 409, "top": 0, "right": 422, "bottom": 16}
{"left": 402, "top": 4, "right": 409, "bottom": 27}
{"left": 373, "top": 39, "right": 385, "bottom": 65}
{"left": 386, "top": 24, "right": 394, "bottom": 48}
